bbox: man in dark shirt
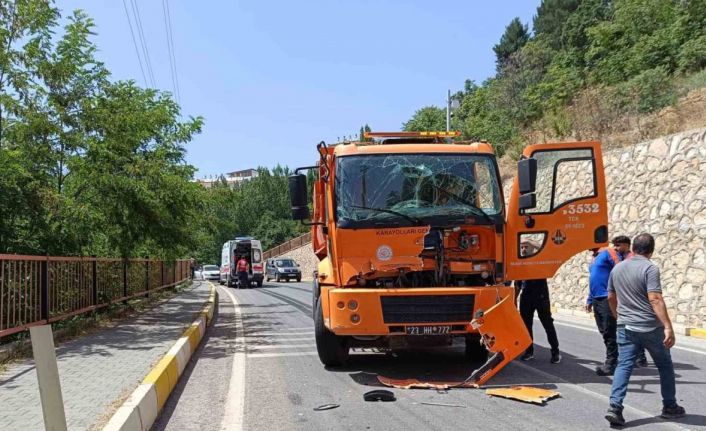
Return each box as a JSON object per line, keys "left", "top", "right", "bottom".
{"left": 517, "top": 241, "right": 561, "bottom": 364}
{"left": 604, "top": 233, "right": 685, "bottom": 426}
{"left": 588, "top": 236, "right": 647, "bottom": 376}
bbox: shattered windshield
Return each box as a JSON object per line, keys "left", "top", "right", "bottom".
{"left": 336, "top": 154, "right": 502, "bottom": 228}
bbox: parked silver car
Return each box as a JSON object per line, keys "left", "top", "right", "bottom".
{"left": 265, "top": 258, "right": 301, "bottom": 282}
{"left": 201, "top": 264, "right": 220, "bottom": 281}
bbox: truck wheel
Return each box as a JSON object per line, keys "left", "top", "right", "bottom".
{"left": 256, "top": 279, "right": 263, "bottom": 288}
{"left": 226, "top": 275, "right": 232, "bottom": 288}
{"left": 315, "top": 296, "right": 349, "bottom": 367}
{"left": 296, "top": 276, "right": 301, "bottom": 283}
{"left": 275, "top": 274, "right": 281, "bottom": 283}
{"left": 312, "top": 276, "right": 320, "bottom": 319}
{"left": 465, "top": 334, "right": 489, "bottom": 362}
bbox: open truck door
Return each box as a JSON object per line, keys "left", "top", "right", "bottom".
{"left": 505, "top": 142, "right": 609, "bottom": 280}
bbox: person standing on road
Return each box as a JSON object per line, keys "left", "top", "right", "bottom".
{"left": 236, "top": 255, "right": 249, "bottom": 289}
{"left": 605, "top": 233, "right": 685, "bottom": 426}
{"left": 517, "top": 241, "right": 561, "bottom": 364}
{"left": 587, "top": 236, "right": 647, "bottom": 376}
{"left": 190, "top": 257, "right": 196, "bottom": 280}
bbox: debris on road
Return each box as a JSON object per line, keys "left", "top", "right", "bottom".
{"left": 377, "top": 375, "right": 475, "bottom": 389}
{"left": 485, "top": 386, "right": 560, "bottom": 405}
{"left": 313, "top": 404, "right": 340, "bottom": 411}
{"left": 418, "top": 402, "right": 466, "bottom": 408}
{"left": 363, "top": 389, "right": 396, "bottom": 402}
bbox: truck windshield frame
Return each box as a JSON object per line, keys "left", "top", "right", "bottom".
{"left": 335, "top": 153, "right": 503, "bottom": 229}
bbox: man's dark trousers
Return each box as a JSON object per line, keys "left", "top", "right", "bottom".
{"left": 519, "top": 279, "right": 559, "bottom": 355}
{"left": 593, "top": 296, "right": 618, "bottom": 368}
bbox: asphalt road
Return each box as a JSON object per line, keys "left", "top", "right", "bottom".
{"left": 154, "top": 281, "right": 706, "bottom": 431}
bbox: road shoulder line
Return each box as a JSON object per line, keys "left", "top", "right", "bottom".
{"left": 102, "top": 283, "right": 217, "bottom": 431}
{"left": 219, "top": 285, "right": 247, "bottom": 431}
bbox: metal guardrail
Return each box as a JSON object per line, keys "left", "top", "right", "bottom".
{"left": 0, "top": 255, "right": 190, "bottom": 338}
{"left": 262, "top": 232, "right": 312, "bottom": 260}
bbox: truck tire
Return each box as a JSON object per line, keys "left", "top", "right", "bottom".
{"left": 296, "top": 276, "right": 301, "bottom": 283}
{"left": 275, "top": 274, "right": 281, "bottom": 283}
{"left": 315, "top": 296, "right": 349, "bottom": 367}
{"left": 312, "top": 276, "right": 320, "bottom": 320}
{"left": 256, "top": 279, "right": 263, "bottom": 288}
{"left": 226, "top": 275, "right": 233, "bottom": 288}
{"left": 465, "top": 334, "right": 489, "bottom": 362}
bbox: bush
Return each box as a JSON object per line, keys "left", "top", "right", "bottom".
{"left": 677, "top": 36, "right": 706, "bottom": 73}
{"left": 620, "top": 66, "right": 676, "bottom": 113}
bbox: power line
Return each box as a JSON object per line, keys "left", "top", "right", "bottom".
{"left": 121, "top": 0, "right": 147, "bottom": 86}
{"left": 162, "top": 0, "right": 180, "bottom": 102}
{"left": 130, "top": 0, "right": 156, "bottom": 88}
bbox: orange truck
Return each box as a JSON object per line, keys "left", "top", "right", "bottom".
{"left": 289, "top": 131, "right": 608, "bottom": 385}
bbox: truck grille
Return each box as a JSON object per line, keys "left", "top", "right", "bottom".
{"left": 380, "top": 295, "right": 475, "bottom": 324}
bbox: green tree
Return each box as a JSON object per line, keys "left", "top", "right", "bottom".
{"left": 493, "top": 18, "right": 529, "bottom": 70}
{"left": 402, "top": 106, "right": 446, "bottom": 131}
{"left": 533, "top": 0, "right": 580, "bottom": 48}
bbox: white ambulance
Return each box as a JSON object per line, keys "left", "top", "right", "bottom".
{"left": 220, "top": 237, "right": 264, "bottom": 288}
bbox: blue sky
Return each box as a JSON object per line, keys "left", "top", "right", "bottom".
{"left": 56, "top": 1, "right": 540, "bottom": 177}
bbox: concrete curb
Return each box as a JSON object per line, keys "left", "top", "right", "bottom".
{"left": 103, "top": 284, "right": 218, "bottom": 431}
{"left": 552, "top": 306, "right": 704, "bottom": 338}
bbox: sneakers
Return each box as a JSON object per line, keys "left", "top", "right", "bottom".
{"left": 605, "top": 406, "right": 626, "bottom": 426}
{"left": 595, "top": 364, "right": 615, "bottom": 376}
{"left": 520, "top": 352, "right": 534, "bottom": 361}
{"left": 661, "top": 404, "right": 686, "bottom": 419}
{"left": 550, "top": 351, "right": 562, "bottom": 364}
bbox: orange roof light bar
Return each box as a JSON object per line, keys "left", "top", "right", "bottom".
{"left": 363, "top": 131, "right": 461, "bottom": 139}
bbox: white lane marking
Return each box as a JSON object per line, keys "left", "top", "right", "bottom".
{"left": 242, "top": 331, "right": 313, "bottom": 337}
{"left": 248, "top": 351, "right": 319, "bottom": 359}
{"left": 247, "top": 344, "right": 315, "bottom": 350}
{"left": 218, "top": 285, "right": 246, "bottom": 431}
{"left": 552, "top": 320, "right": 706, "bottom": 356}
{"left": 513, "top": 361, "right": 688, "bottom": 431}
{"left": 240, "top": 327, "right": 312, "bottom": 332}
{"left": 244, "top": 337, "right": 313, "bottom": 342}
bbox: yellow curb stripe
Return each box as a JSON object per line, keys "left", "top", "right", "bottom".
{"left": 104, "top": 283, "right": 218, "bottom": 431}
{"left": 184, "top": 323, "right": 201, "bottom": 352}
{"left": 689, "top": 328, "right": 706, "bottom": 339}
{"left": 143, "top": 354, "right": 179, "bottom": 410}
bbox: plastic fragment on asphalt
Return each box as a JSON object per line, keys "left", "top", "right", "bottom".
{"left": 313, "top": 404, "right": 340, "bottom": 411}
{"left": 485, "top": 386, "right": 561, "bottom": 405}
{"left": 377, "top": 376, "right": 476, "bottom": 389}
{"left": 363, "top": 389, "right": 396, "bottom": 402}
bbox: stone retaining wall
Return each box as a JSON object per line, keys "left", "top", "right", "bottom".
{"left": 276, "top": 243, "right": 319, "bottom": 281}
{"left": 549, "top": 127, "right": 706, "bottom": 329}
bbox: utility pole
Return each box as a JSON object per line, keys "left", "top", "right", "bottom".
{"left": 446, "top": 89, "right": 451, "bottom": 132}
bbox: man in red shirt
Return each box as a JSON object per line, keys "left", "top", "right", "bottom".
{"left": 236, "top": 256, "right": 249, "bottom": 289}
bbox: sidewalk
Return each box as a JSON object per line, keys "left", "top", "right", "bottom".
{"left": 0, "top": 281, "right": 210, "bottom": 431}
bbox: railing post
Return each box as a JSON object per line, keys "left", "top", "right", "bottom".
{"left": 40, "top": 257, "right": 49, "bottom": 322}
{"left": 145, "top": 256, "right": 150, "bottom": 298}
{"left": 123, "top": 259, "right": 128, "bottom": 304}
{"left": 91, "top": 256, "right": 97, "bottom": 309}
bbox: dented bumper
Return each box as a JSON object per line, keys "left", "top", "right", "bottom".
{"left": 324, "top": 285, "right": 516, "bottom": 336}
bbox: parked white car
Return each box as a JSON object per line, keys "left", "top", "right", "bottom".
{"left": 201, "top": 264, "right": 220, "bottom": 281}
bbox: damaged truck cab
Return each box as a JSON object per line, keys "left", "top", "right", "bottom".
{"left": 289, "top": 131, "right": 608, "bottom": 385}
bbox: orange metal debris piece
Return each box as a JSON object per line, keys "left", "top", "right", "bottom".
{"left": 485, "top": 386, "right": 561, "bottom": 404}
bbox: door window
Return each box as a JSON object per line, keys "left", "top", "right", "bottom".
{"left": 524, "top": 148, "right": 595, "bottom": 214}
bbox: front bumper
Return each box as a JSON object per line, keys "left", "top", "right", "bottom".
{"left": 324, "top": 285, "right": 515, "bottom": 336}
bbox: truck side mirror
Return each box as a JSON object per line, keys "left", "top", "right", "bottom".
{"left": 289, "top": 174, "right": 310, "bottom": 221}
{"left": 518, "top": 158, "right": 537, "bottom": 194}
{"left": 519, "top": 193, "right": 536, "bottom": 211}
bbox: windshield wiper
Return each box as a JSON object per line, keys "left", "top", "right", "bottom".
{"left": 431, "top": 184, "right": 496, "bottom": 224}
{"left": 349, "top": 205, "right": 426, "bottom": 226}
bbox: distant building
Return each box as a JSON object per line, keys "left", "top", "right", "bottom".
{"left": 195, "top": 168, "right": 258, "bottom": 188}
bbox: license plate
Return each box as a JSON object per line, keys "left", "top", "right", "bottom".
{"left": 405, "top": 325, "right": 451, "bottom": 336}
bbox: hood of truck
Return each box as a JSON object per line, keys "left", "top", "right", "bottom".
{"left": 334, "top": 226, "right": 430, "bottom": 285}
